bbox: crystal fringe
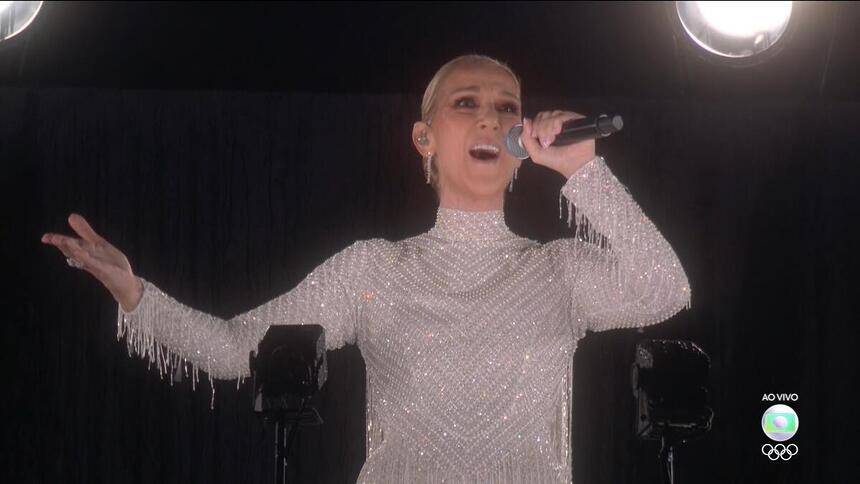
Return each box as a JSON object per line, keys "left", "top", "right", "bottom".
{"left": 559, "top": 155, "right": 691, "bottom": 314}
{"left": 117, "top": 289, "right": 220, "bottom": 409}
{"left": 357, "top": 445, "right": 568, "bottom": 483}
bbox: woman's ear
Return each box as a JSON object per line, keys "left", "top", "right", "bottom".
{"left": 412, "top": 121, "right": 433, "bottom": 156}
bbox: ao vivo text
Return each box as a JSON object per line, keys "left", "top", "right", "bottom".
{"left": 761, "top": 393, "right": 799, "bottom": 402}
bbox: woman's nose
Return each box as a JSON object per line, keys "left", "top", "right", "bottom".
{"left": 478, "top": 109, "right": 501, "bottom": 130}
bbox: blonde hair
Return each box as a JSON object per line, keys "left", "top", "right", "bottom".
{"left": 419, "top": 54, "right": 521, "bottom": 194}
{"left": 421, "top": 54, "right": 521, "bottom": 126}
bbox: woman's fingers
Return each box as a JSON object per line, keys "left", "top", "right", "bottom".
{"left": 535, "top": 112, "right": 556, "bottom": 148}
{"left": 64, "top": 239, "right": 91, "bottom": 267}
{"left": 42, "top": 233, "right": 77, "bottom": 249}
{"left": 68, "top": 213, "right": 103, "bottom": 243}
{"left": 42, "top": 234, "right": 75, "bottom": 259}
{"left": 53, "top": 235, "right": 85, "bottom": 259}
{"left": 50, "top": 235, "right": 110, "bottom": 277}
{"left": 520, "top": 111, "right": 597, "bottom": 176}
{"left": 43, "top": 233, "right": 88, "bottom": 263}
{"left": 534, "top": 111, "right": 584, "bottom": 148}
{"left": 40, "top": 224, "right": 133, "bottom": 304}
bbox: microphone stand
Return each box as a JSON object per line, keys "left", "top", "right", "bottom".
{"left": 273, "top": 397, "right": 309, "bottom": 484}
{"left": 658, "top": 435, "right": 676, "bottom": 484}
{"left": 251, "top": 324, "right": 328, "bottom": 484}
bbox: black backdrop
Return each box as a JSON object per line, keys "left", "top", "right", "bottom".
{"left": 4, "top": 85, "right": 858, "bottom": 483}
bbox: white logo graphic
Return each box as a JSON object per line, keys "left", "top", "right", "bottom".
{"left": 761, "top": 404, "right": 799, "bottom": 441}
{"left": 761, "top": 443, "right": 798, "bottom": 461}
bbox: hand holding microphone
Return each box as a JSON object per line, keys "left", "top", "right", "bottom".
{"left": 508, "top": 111, "right": 623, "bottom": 178}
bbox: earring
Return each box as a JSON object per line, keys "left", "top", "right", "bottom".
{"left": 508, "top": 167, "right": 518, "bottom": 192}
{"left": 425, "top": 152, "right": 434, "bottom": 184}
{"left": 417, "top": 130, "right": 428, "bottom": 145}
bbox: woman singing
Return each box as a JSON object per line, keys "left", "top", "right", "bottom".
{"left": 41, "top": 54, "right": 691, "bottom": 483}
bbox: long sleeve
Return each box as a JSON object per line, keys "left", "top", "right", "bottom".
{"left": 116, "top": 240, "right": 370, "bottom": 383}
{"left": 553, "top": 156, "right": 691, "bottom": 333}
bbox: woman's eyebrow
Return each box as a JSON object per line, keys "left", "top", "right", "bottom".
{"left": 449, "top": 86, "right": 520, "bottom": 103}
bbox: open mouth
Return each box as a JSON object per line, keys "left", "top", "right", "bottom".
{"left": 469, "top": 143, "right": 500, "bottom": 162}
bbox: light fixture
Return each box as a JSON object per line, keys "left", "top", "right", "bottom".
{"left": 674, "top": 1, "right": 793, "bottom": 63}
{"left": 0, "top": 1, "right": 43, "bottom": 43}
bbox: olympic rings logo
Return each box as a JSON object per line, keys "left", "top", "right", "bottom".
{"left": 761, "top": 443, "right": 798, "bottom": 461}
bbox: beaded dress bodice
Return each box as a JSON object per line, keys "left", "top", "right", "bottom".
{"left": 117, "top": 156, "right": 691, "bottom": 483}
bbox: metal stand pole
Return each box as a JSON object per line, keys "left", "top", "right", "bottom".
{"left": 659, "top": 436, "right": 675, "bottom": 484}
{"left": 273, "top": 397, "right": 307, "bottom": 484}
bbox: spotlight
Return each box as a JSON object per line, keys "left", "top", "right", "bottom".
{"left": 0, "top": 1, "right": 43, "bottom": 42}
{"left": 673, "top": 1, "right": 794, "bottom": 64}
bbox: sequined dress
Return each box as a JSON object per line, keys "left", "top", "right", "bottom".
{"left": 117, "top": 156, "right": 691, "bottom": 483}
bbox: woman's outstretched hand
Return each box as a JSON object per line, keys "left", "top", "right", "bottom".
{"left": 520, "top": 110, "right": 597, "bottom": 179}
{"left": 41, "top": 214, "right": 143, "bottom": 312}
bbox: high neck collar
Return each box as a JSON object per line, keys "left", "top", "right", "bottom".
{"left": 427, "top": 206, "right": 514, "bottom": 242}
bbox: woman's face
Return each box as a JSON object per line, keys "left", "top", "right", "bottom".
{"left": 415, "top": 63, "right": 522, "bottom": 205}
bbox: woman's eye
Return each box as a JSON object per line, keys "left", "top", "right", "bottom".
{"left": 455, "top": 98, "right": 475, "bottom": 108}
{"left": 454, "top": 97, "right": 518, "bottom": 114}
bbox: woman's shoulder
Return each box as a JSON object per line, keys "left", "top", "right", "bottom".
{"left": 348, "top": 237, "right": 397, "bottom": 252}
{"left": 337, "top": 237, "right": 420, "bottom": 275}
{"left": 341, "top": 237, "right": 402, "bottom": 261}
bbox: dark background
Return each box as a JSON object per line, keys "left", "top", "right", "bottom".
{"left": 2, "top": 1, "right": 858, "bottom": 483}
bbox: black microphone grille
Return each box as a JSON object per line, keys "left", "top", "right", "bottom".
{"left": 597, "top": 115, "right": 624, "bottom": 135}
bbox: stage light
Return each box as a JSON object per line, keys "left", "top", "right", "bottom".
{"left": 0, "top": 1, "right": 43, "bottom": 42}
{"left": 676, "top": 1, "right": 793, "bottom": 59}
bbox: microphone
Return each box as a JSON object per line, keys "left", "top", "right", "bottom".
{"left": 504, "top": 114, "right": 623, "bottom": 160}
